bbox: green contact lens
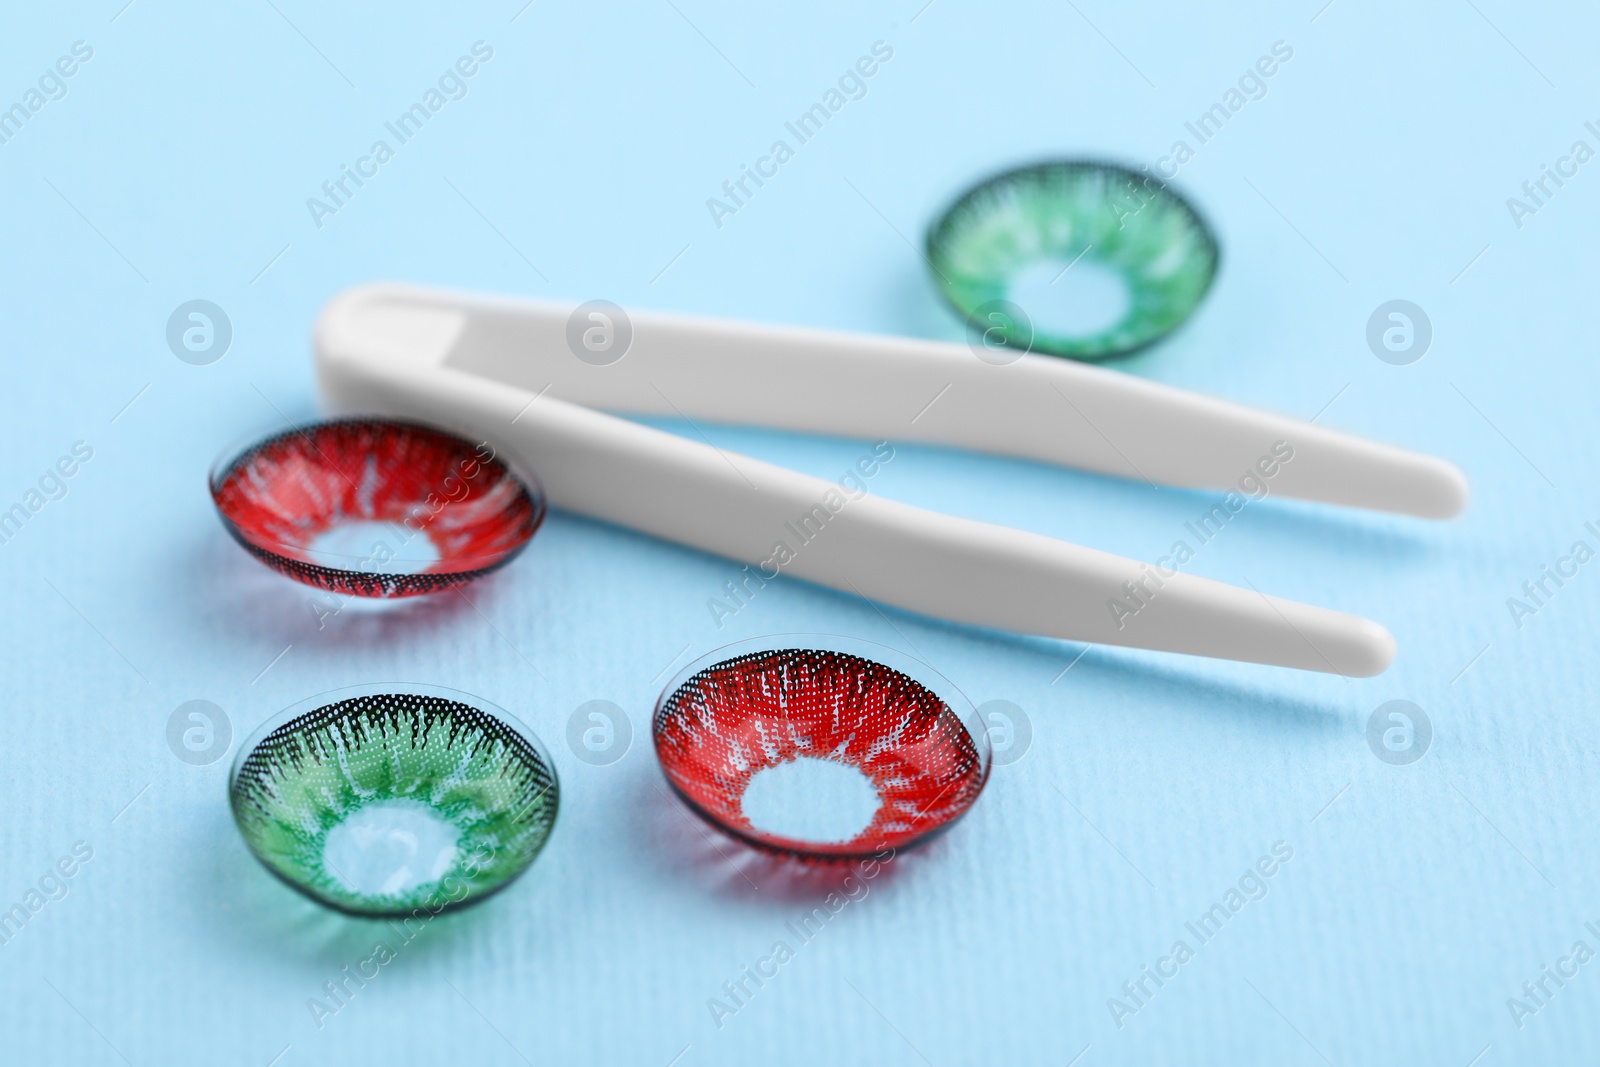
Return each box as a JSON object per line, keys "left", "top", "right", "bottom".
{"left": 927, "top": 160, "right": 1220, "bottom": 360}
{"left": 230, "top": 685, "right": 558, "bottom": 917}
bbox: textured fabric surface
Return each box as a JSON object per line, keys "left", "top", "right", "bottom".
{"left": 0, "top": 1, "right": 1593, "bottom": 1064}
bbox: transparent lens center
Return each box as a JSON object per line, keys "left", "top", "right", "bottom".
{"left": 322, "top": 798, "right": 461, "bottom": 897}
{"left": 1006, "top": 256, "right": 1131, "bottom": 339}
{"left": 740, "top": 756, "right": 881, "bottom": 844}
{"left": 307, "top": 519, "right": 440, "bottom": 574}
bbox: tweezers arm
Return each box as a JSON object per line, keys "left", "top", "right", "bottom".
{"left": 374, "top": 284, "right": 1466, "bottom": 519}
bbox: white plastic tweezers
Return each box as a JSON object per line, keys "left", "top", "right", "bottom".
{"left": 314, "top": 284, "right": 1467, "bottom": 676}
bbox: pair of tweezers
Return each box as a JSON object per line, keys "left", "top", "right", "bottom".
{"left": 314, "top": 284, "right": 1466, "bottom": 676}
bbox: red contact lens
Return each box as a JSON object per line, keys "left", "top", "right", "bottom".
{"left": 210, "top": 418, "right": 543, "bottom": 598}
{"left": 653, "top": 638, "right": 990, "bottom": 860}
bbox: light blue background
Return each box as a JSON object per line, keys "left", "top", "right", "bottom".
{"left": 1, "top": 1, "right": 1595, "bottom": 1063}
